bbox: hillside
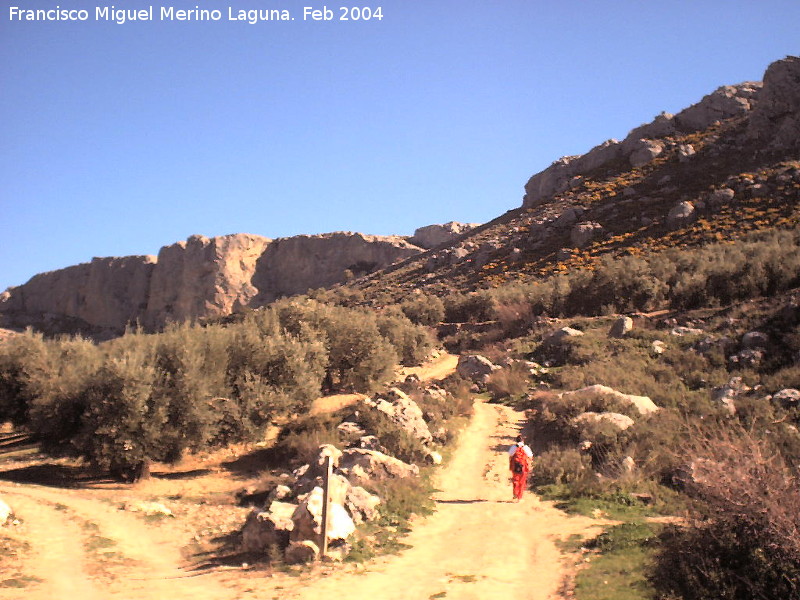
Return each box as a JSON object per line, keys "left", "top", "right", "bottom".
{"left": 352, "top": 56, "right": 800, "bottom": 302}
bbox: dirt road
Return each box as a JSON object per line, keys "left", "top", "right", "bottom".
{"left": 254, "top": 401, "right": 605, "bottom": 600}
{"left": 1, "top": 397, "right": 605, "bottom": 600}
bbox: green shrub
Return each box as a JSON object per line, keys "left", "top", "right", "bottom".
{"left": 486, "top": 362, "right": 531, "bottom": 401}
{"left": 530, "top": 448, "right": 594, "bottom": 486}
{"left": 400, "top": 294, "right": 445, "bottom": 326}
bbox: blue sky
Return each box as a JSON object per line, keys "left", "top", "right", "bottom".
{"left": 2, "top": 1, "right": 799, "bottom": 290}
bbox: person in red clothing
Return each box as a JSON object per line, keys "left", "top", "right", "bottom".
{"left": 508, "top": 435, "right": 533, "bottom": 502}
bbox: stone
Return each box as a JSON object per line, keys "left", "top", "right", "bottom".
{"left": 747, "top": 56, "right": 800, "bottom": 149}
{"left": 628, "top": 139, "right": 665, "bottom": 167}
{"left": 380, "top": 388, "right": 434, "bottom": 444}
{"left": 560, "top": 384, "right": 659, "bottom": 416}
{"left": 651, "top": 340, "right": 667, "bottom": 355}
{"left": 609, "top": 316, "right": 633, "bottom": 338}
{"left": 674, "top": 82, "right": 761, "bottom": 132}
{"left": 554, "top": 207, "right": 583, "bottom": 228}
{"left": 709, "top": 188, "right": 735, "bottom": 206}
{"left": 666, "top": 201, "right": 696, "bottom": 229}
{"left": 572, "top": 412, "right": 635, "bottom": 432}
{"left": 121, "top": 501, "right": 174, "bottom": 517}
{"left": 357, "top": 435, "right": 383, "bottom": 451}
{"left": 711, "top": 377, "right": 750, "bottom": 416}
{"left": 556, "top": 248, "right": 573, "bottom": 261}
{"left": 337, "top": 421, "right": 367, "bottom": 438}
{"left": 291, "top": 487, "right": 355, "bottom": 548}
{"left": 677, "top": 144, "right": 696, "bottom": 162}
{"left": 425, "top": 450, "right": 443, "bottom": 465}
{"left": 0, "top": 497, "right": 12, "bottom": 524}
{"left": 670, "top": 326, "right": 704, "bottom": 336}
{"left": 284, "top": 540, "right": 319, "bottom": 564}
{"left": 338, "top": 449, "right": 419, "bottom": 484}
{"left": 742, "top": 331, "right": 768, "bottom": 349}
{"left": 456, "top": 355, "right": 501, "bottom": 381}
{"left": 570, "top": 222, "right": 603, "bottom": 249}
{"left": 241, "top": 501, "right": 297, "bottom": 552}
{"left": 345, "top": 486, "right": 381, "bottom": 524}
{"left": 773, "top": 388, "right": 800, "bottom": 409}
{"left": 543, "top": 327, "right": 584, "bottom": 346}
{"left": 409, "top": 222, "right": 479, "bottom": 249}
{"left": 621, "top": 456, "right": 636, "bottom": 473}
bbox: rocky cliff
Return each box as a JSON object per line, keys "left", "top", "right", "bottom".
{"left": 0, "top": 231, "right": 425, "bottom": 333}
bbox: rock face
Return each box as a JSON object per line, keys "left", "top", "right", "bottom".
{"left": 252, "top": 232, "right": 421, "bottom": 304}
{"left": 747, "top": 56, "right": 800, "bottom": 149}
{"left": 409, "top": 222, "right": 479, "bottom": 249}
{"left": 1, "top": 231, "right": 422, "bottom": 333}
{"left": 521, "top": 73, "right": 764, "bottom": 209}
{"left": 0, "top": 255, "right": 156, "bottom": 329}
{"left": 145, "top": 233, "right": 270, "bottom": 328}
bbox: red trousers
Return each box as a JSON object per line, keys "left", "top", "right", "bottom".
{"left": 512, "top": 470, "right": 529, "bottom": 499}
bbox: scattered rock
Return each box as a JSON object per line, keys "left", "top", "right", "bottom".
{"left": 572, "top": 412, "right": 635, "bottom": 432}
{"left": 609, "top": 316, "right": 633, "bottom": 338}
{"left": 121, "top": 501, "right": 174, "bottom": 518}
{"left": 742, "top": 331, "right": 768, "bottom": 349}
{"left": 241, "top": 501, "right": 296, "bottom": 552}
{"left": 670, "top": 326, "right": 704, "bottom": 336}
{"left": 621, "top": 456, "right": 636, "bottom": 473}
{"left": 677, "top": 144, "right": 696, "bottom": 162}
{"left": 570, "top": 222, "right": 604, "bottom": 249}
{"left": 773, "top": 388, "right": 800, "bottom": 409}
{"left": 291, "top": 487, "right": 355, "bottom": 548}
{"left": 456, "top": 355, "right": 501, "bottom": 381}
{"left": 339, "top": 449, "right": 419, "bottom": 484}
{"left": 560, "top": 384, "right": 659, "bottom": 415}
{"left": 409, "top": 222, "right": 479, "bottom": 249}
{"left": 0, "top": 497, "right": 12, "bottom": 524}
{"left": 284, "top": 540, "right": 319, "bottom": 564}
{"left": 666, "top": 201, "right": 696, "bottom": 229}
{"left": 709, "top": 188, "right": 735, "bottom": 206}
{"left": 651, "top": 340, "right": 667, "bottom": 355}
{"left": 543, "top": 327, "right": 584, "bottom": 347}
{"left": 712, "top": 377, "right": 751, "bottom": 416}
{"left": 628, "top": 139, "right": 665, "bottom": 167}
{"left": 345, "top": 486, "right": 381, "bottom": 524}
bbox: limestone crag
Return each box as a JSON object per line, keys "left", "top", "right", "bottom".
{"left": 747, "top": 56, "right": 800, "bottom": 149}
{"left": 252, "top": 232, "right": 421, "bottom": 304}
{"left": 0, "top": 255, "right": 156, "bottom": 329}
{"left": 1, "top": 230, "right": 426, "bottom": 333}
{"left": 145, "top": 233, "right": 271, "bottom": 328}
{"left": 409, "top": 222, "right": 479, "bottom": 249}
{"left": 522, "top": 78, "right": 764, "bottom": 209}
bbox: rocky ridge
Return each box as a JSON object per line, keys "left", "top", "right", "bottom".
{"left": 0, "top": 225, "right": 470, "bottom": 334}
{"left": 351, "top": 56, "right": 800, "bottom": 301}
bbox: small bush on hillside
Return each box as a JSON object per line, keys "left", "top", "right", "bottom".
{"left": 376, "top": 309, "right": 435, "bottom": 366}
{"left": 530, "top": 448, "right": 594, "bottom": 487}
{"left": 652, "top": 425, "right": 800, "bottom": 600}
{"left": 273, "top": 413, "right": 341, "bottom": 465}
{"left": 400, "top": 294, "right": 445, "bottom": 326}
{"left": 443, "top": 292, "right": 494, "bottom": 323}
{"left": 486, "top": 362, "right": 531, "bottom": 401}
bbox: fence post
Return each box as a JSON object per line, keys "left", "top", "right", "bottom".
{"left": 320, "top": 454, "right": 332, "bottom": 559}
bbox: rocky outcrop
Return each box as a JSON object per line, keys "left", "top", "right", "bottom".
{"left": 1, "top": 230, "right": 422, "bottom": 333}
{"left": 145, "top": 233, "right": 270, "bottom": 328}
{"left": 456, "top": 354, "right": 501, "bottom": 381}
{"left": 0, "top": 255, "right": 156, "bottom": 329}
{"left": 521, "top": 72, "right": 765, "bottom": 209}
{"left": 560, "top": 384, "right": 659, "bottom": 416}
{"left": 251, "top": 232, "right": 420, "bottom": 304}
{"left": 747, "top": 56, "right": 800, "bottom": 149}
{"left": 409, "top": 222, "right": 479, "bottom": 249}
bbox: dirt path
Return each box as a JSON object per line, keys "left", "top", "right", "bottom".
{"left": 244, "top": 401, "right": 607, "bottom": 600}
{"left": 0, "top": 484, "right": 233, "bottom": 600}
{"left": 0, "top": 393, "right": 606, "bottom": 600}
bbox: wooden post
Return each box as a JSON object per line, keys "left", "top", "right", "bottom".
{"left": 320, "top": 454, "right": 332, "bottom": 559}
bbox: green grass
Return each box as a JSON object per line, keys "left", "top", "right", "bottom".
{"left": 536, "top": 484, "right": 658, "bottom": 520}
{"left": 574, "top": 522, "right": 659, "bottom": 600}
